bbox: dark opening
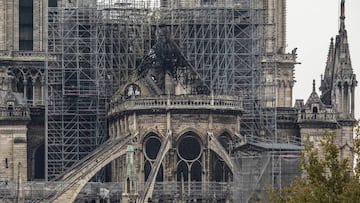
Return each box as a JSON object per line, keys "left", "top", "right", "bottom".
{"left": 19, "top": 0, "right": 33, "bottom": 50}
{"left": 144, "top": 161, "right": 164, "bottom": 182}
{"left": 127, "top": 178, "right": 130, "bottom": 193}
{"left": 145, "top": 136, "right": 161, "bottom": 160}
{"left": 178, "top": 135, "right": 201, "bottom": 161}
{"left": 7, "top": 104, "right": 13, "bottom": 111}
{"left": 176, "top": 161, "right": 188, "bottom": 181}
{"left": 5, "top": 158, "right": 8, "bottom": 168}
{"left": 190, "top": 161, "right": 202, "bottom": 181}
{"left": 312, "top": 106, "right": 318, "bottom": 114}
{"left": 26, "top": 78, "right": 33, "bottom": 101}
{"left": 7, "top": 104, "right": 13, "bottom": 116}
{"left": 34, "top": 145, "right": 45, "bottom": 179}
{"left": 16, "top": 78, "right": 24, "bottom": 93}
{"left": 218, "top": 133, "right": 232, "bottom": 152}
{"left": 213, "top": 158, "right": 231, "bottom": 182}
{"left": 156, "top": 164, "right": 164, "bottom": 182}
{"left": 48, "top": 0, "right": 57, "bottom": 7}
{"left": 144, "top": 161, "right": 151, "bottom": 181}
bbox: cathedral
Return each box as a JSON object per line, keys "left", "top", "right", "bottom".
{"left": 0, "top": 0, "right": 356, "bottom": 202}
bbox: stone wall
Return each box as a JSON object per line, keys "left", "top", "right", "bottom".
{"left": 0, "top": 126, "right": 28, "bottom": 181}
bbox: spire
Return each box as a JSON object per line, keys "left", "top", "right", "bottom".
{"left": 334, "top": 0, "right": 352, "bottom": 75}
{"left": 312, "top": 79, "right": 316, "bottom": 92}
{"left": 327, "top": 38, "right": 334, "bottom": 61}
{"left": 305, "top": 79, "right": 324, "bottom": 108}
{"left": 324, "top": 38, "right": 335, "bottom": 79}
{"left": 340, "top": 0, "right": 345, "bottom": 32}
{"left": 320, "top": 38, "right": 334, "bottom": 105}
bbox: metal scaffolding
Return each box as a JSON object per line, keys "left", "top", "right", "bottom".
{"left": 45, "top": 0, "right": 280, "bottom": 197}
{"left": 97, "top": 0, "right": 274, "bottom": 137}
{"left": 46, "top": 7, "right": 108, "bottom": 180}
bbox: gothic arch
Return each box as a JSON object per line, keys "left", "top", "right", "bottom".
{"left": 176, "top": 132, "right": 203, "bottom": 182}
{"left": 143, "top": 132, "right": 164, "bottom": 182}
{"left": 176, "top": 127, "right": 205, "bottom": 144}
{"left": 207, "top": 132, "right": 237, "bottom": 177}
{"left": 141, "top": 128, "right": 164, "bottom": 142}
{"left": 215, "top": 128, "right": 233, "bottom": 138}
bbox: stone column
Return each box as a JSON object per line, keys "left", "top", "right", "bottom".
{"left": 117, "top": 119, "right": 121, "bottom": 137}
{"left": 341, "top": 83, "right": 344, "bottom": 113}
{"left": 16, "top": 162, "right": 24, "bottom": 203}
{"left": 23, "top": 79, "right": 27, "bottom": 102}
{"left": 32, "top": 78, "right": 36, "bottom": 106}
{"left": 124, "top": 115, "right": 128, "bottom": 133}
{"left": 351, "top": 86, "right": 355, "bottom": 117}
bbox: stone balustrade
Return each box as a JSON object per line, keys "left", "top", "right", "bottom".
{"left": 0, "top": 51, "right": 56, "bottom": 61}
{"left": 0, "top": 107, "right": 30, "bottom": 120}
{"left": 298, "top": 112, "right": 337, "bottom": 122}
{"left": 108, "top": 95, "right": 243, "bottom": 115}
{"left": 262, "top": 53, "right": 297, "bottom": 63}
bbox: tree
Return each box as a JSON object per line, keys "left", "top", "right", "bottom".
{"left": 267, "top": 125, "right": 360, "bottom": 203}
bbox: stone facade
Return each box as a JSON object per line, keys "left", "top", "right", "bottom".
{"left": 0, "top": 0, "right": 357, "bottom": 202}
{"left": 108, "top": 96, "right": 242, "bottom": 185}
{"left": 0, "top": 81, "right": 30, "bottom": 182}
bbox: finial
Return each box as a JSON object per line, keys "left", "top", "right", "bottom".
{"left": 340, "top": 0, "right": 345, "bottom": 19}
{"left": 312, "top": 79, "right": 316, "bottom": 92}
{"left": 340, "top": 0, "right": 346, "bottom": 31}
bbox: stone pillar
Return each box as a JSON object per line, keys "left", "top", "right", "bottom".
{"left": 23, "top": 79, "right": 27, "bottom": 102}
{"left": 348, "top": 87, "right": 351, "bottom": 116}
{"left": 114, "top": 121, "right": 118, "bottom": 138}
{"left": 16, "top": 162, "right": 24, "bottom": 203}
{"left": 351, "top": 86, "right": 355, "bottom": 117}
{"left": 120, "top": 119, "right": 124, "bottom": 134}
{"left": 124, "top": 115, "right": 128, "bottom": 133}
{"left": 32, "top": 78, "right": 36, "bottom": 106}
{"left": 117, "top": 119, "right": 121, "bottom": 137}
{"left": 341, "top": 84, "right": 344, "bottom": 114}
{"left": 133, "top": 112, "right": 137, "bottom": 133}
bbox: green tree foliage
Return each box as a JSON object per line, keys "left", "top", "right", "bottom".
{"left": 268, "top": 124, "right": 360, "bottom": 203}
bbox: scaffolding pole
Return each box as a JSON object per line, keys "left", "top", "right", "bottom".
{"left": 46, "top": 0, "right": 279, "bottom": 199}
{"left": 46, "top": 7, "right": 108, "bottom": 180}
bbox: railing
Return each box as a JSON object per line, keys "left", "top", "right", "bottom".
{"left": 0, "top": 107, "right": 30, "bottom": 120}
{"left": 0, "top": 51, "right": 57, "bottom": 61}
{"left": 0, "top": 181, "right": 232, "bottom": 202}
{"left": 109, "top": 95, "right": 243, "bottom": 115}
{"left": 262, "top": 53, "right": 297, "bottom": 63}
{"left": 298, "top": 112, "right": 337, "bottom": 122}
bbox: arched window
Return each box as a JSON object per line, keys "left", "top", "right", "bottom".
{"left": 125, "top": 84, "right": 141, "bottom": 98}
{"left": 312, "top": 106, "right": 318, "bottom": 114}
{"left": 210, "top": 133, "right": 233, "bottom": 182}
{"left": 143, "top": 133, "right": 163, "bottom": 182}
{"left": 176, "top": 132, "right": 202, "bottom": 182}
